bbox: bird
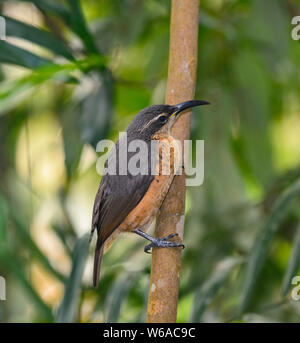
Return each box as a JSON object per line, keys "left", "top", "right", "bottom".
{"left": 90, "top": 100, "right": 209, "bottom": 287}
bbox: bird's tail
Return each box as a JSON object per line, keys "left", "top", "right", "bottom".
{"left": 93, "top": 237, "right": 104, "bottom": 288}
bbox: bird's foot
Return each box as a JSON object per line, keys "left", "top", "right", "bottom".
{"left": 134, "top": 229, "right": 184, "bottom": 254}
{"left": 144, "top": 233, "right": 184, "bottom": 254}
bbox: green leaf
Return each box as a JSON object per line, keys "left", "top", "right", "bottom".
{"left": 0, "top": 202, "right": 50, "bottom": 319}
{"left": 4, "top": 16, "right": 74, "bottom": 60}
{"left": 240, "top": 180, "right": 300, "bottom": 314}
{"left": 0, "top": 41, "right": 50, "bottom": 69}
{"left": 0, "top": 192, "right": 7, "bottom": 255}
{"left": 60, "top": 105, "right": 84, "bottom": 180}
{"left": 105, "top": 272, "right": 138, "bottom": 323}
{"left": 230, "top": 133, "right": 262, "bottom": 198}
{"left": 0, "top": 61, "right": 82, "bottom": 115}
{"left": 22, "top": 0, "right": 72, "bottom": 25}
{"left": 25, "top": 0, "right": 98, "bottom": 54}
{"left": 199, "top": 12, "right": 236, "bottom": 41}
{"left": 56, "top": 234, "right": 89, "bottom": 323}
{"left": 51, "top": 224, "right": 73, "bottom": 257}
{"left": 5, "top": 255, "right": 53, "bottom": 321}
{"left": 281, "top": 225, "right": 300, "bottom": 296}
{"left": 190, "top": 257, "right": 242, "bottom": 322}
{"left": 11, "top": 215, "right": 65, "bottom": 283}
{"left": 232, "top": 49, "right": 273, "bottom": 189}
{"left": 66, "top": 0, "right": 98, "bottom": 54}
{"left": 0, "top": 55, "right": 107, "bottom": 116}
{"left": 80, "top": 70, "right": 114, "bottom": 148}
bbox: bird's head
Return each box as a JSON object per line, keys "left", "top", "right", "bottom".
{"left": 126, "top": 100, "right": 210, "bottom": 139}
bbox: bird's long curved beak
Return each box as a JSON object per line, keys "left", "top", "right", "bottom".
{"left": 173, "top": 100, "right": 210, "bottom": 117}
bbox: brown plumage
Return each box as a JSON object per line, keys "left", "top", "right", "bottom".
{"left": 90, "top": 100, "right": 209, "bottom": 287}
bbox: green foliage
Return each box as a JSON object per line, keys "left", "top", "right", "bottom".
{"left": 0, "top": 41, "right": 50, "bottom": 69}
{"left": 104, "top": 272, "right": 139, "bottom": 323}
{"left": 240, "top": 180, "right": 300, "bottom": 313}
{"left": 0, "top": 193, "right": 7, "bottom": 255}
{"left": 56, "top": 235, "right": 89, "bottom": 323}
{"left": 0, "top": 0, "right": 300, "bottom": 323}
{"left": 190, "top": 257, "right": 243, "bottom": 322}
{"left": 4, "top": 16, "right": 74, "bottom": 60}
{"left": 282, "top": 225, "right": 300, "bottom": 296}
{"left": 7, "top": 257, "right": 54, "bottom": 322}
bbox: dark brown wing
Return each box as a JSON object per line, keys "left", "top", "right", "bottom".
{"left": 92, "top": 172, "right": 154, "bottom": 243}
{"left": 91, "top": 138, "right": 154, "bottom": 287}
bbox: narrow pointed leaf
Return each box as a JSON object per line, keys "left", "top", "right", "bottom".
{"left": 11, "top": 215, "right": 65, "bottom": 282}
{"left": 4, "top": 16, "right": 74, "bottom": 60}
{"left": 0, "top": 41, "right": 50, "bottom": 69}
{"left": 22, "top": 0, "right": 72, "bottom": 25}
{"left": 66, "top": 0, "right": 98, "bottom": 54}
{"left": 281, "top": 225, "right": 300, "bottom": 296}
{"left": 51, "top": 224, "right": 73, "bottom": 257}
{"left": 5, "top": 255, "right": 53, "bottom": 321}
{"left": 60, "top": 105, "right": 84, "bottom": 180}
{"left": 105, "top": 272, "right": 139, "bottom": 323}
{"left": 190, "top": 257, "right": 242, "bottom": 322}
{"left": 24, "top": 0, "right": 98, "bottom": 54}
{"left": 80, "top": 70, "right": 114, "bottom": 148}
{"left": 0, "top": 193, "right": 7, "bottom": 256}
{"left": 0, "top": 62, "right": 81, "bottom": 115}
{"left": 56, "top": 234, "right": 89, "bottom": 323}
{"left": 240, "top": 180, "right": 300, "bottom": 314}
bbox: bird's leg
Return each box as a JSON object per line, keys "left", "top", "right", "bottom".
{"left": 134, "top": 228, "right": 184, "bottom": 254}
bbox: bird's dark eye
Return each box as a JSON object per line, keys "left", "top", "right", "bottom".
{"left": 159, "top": 115, "right": 168, "bottom": 124}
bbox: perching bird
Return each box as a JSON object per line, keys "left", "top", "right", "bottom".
{"left": 90, "top": 100, "right": 209, "bottom": 287}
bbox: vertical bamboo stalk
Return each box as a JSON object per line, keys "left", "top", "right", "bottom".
{"left": 146, "top": 0, "right": 200, "bottom": 323}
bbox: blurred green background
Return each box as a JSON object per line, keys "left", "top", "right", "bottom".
{"left": 0, "top": 0, "right": 300, "bottom": 323}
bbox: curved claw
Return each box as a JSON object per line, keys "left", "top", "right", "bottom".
{"left": 135, "top": 229, "right": 184, "bottom": 254}
{"left": 161, "top": 233, "right": 178, "bottom": 241}
{"left": 144, "top": 239, "right": 184, "bottom": 254}
{"left": 144, "top": 243, "right": 153, "bottom": 254}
